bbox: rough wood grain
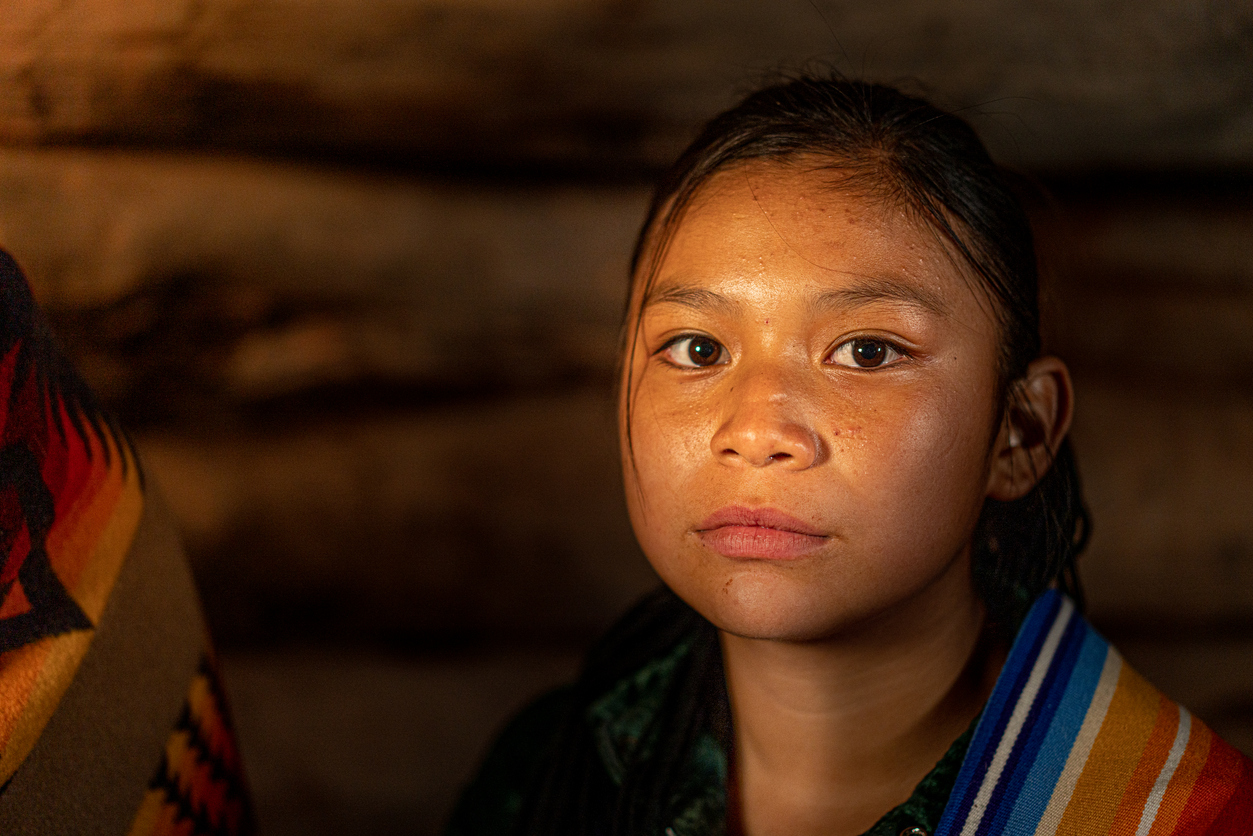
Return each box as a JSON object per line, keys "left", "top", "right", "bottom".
{"left": 0, "top": 0, "right": 1249, "bottom": 171}
{"left": 5, "top": 149, "right": 1252, "bottom": 426}
{"left": 0, "top": 148, "right": 643, "bottom": 418}
{"left": 138, "top": 390, "right": 658, "bottom": 643}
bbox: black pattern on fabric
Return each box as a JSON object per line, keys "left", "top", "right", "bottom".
{"left": 135, "top": 654, "right": 256, "bottom": 836}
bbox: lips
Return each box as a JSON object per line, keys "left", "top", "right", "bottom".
{"left": 695, "top": 505, "right": 829, "bottom": 560}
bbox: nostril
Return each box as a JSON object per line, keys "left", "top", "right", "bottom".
{"left": 768, "top": 453, "right": 792, "bottom": 462}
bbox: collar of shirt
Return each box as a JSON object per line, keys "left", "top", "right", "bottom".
{"left": 584, "top": 637, "right": 973, "bottom": 836}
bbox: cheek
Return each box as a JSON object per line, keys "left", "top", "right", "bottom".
{"left": 845, "top": 377, "right": 997, "bottom": 561}
{"left": 621, "top": 378, "right": 713, "bottom": 542}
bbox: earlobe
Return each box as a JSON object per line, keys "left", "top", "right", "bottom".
{"left": 987, "top": 356, "right": 1074, "bottom": 501}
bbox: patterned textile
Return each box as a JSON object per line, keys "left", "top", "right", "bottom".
{"left": 128, "top": 655, "right": 252, "bottom": 836}
{"left": 0, "top": 251, "right": 143, "bottom": 782}
{"left": 0, "top": 251, "right": 254, "bottom": 835}
{"left": 938, "top": 590, "right": 1253, "bottom": 836}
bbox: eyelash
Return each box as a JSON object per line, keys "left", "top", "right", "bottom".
{"left": 826, "top": 337, "right": 910, "bottom": 369}
{"left": 656, "top": 334, "right": 727, "bottom": 369}
{"left": 655, "top": 334, "right": 911, "bottom": 370}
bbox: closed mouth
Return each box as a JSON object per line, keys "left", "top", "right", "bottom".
{"left": 695, "top": 506, "right": 829, "bottom": 560}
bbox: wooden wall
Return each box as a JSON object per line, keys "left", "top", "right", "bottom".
{"left": 2, "top": 1, "right": 1251, "bottom": 832}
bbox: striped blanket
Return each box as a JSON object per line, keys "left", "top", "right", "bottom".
{"left": 0, "top": 251, "right": 253, "bottom": 835}
{"left": 938, "top": 590, "right": 1253, "bottom": 836}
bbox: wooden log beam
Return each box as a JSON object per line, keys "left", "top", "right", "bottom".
{"left": 1, "top": 149, "right": 1248, "bottom": 640}
{"left": 0, "top": 0, "right": 1249, "bottom": 171}
{"left": 137, "top": 390, "right": 659, "bottom": 643}
{"left": 0, "top": 148, "right": 644, "bottom": 420}
{"left": 5, "top": 149, "right": 1253, "bottom": 426}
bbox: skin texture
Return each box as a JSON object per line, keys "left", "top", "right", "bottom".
{"left": 620, "top": 160, "right": 1072, "bottom": 835}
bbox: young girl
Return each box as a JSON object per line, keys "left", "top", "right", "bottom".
{"left": 446, "top": 77, "right": 1253, "bottom": 836}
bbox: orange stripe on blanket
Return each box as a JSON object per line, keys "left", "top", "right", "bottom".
{"left": 0, "top": 631, "right": 94, "bottom": 781}
{"left": 1107, "top": 695, "right": 1179, "bottom": 836}
{"left": 0, "top": 640, "right": 54, "bottom": 745}
{"left": 1145, "top": 721, "right": 1212, "bottom": 836}
{"left": 47, "top": 465, "right": 116, "bottom": 591}
{"left": 1169, "top": 731, "right": 1249, "bottom": 833}
{"left": 1055, "top": 664, "right": 1162, "bottom": 836}
{"left": 44, "top": 411, "right": 138, "bottom": 598}
{"left": 57, "top": 448, "right": 143, "bottom": 621}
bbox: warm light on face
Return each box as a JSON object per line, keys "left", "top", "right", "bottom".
{"left": 620, "top": 162, "right": 1006, "bottom": 642}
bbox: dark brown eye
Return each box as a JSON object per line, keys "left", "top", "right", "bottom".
{"left": 828, "top": 338, "right": 903, "bottom": 369}
{"left": 852, "top": 340, "right": 886, "bottom": 367}
{"left": 663, "top": 336, "right": 727, "bottom": 368}
{"left": 688, "top": 337, "right": 722, "bottom": 366}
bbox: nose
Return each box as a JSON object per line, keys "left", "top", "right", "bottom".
{"left": 710, "top": 371, "right": 821, "bottom": 469}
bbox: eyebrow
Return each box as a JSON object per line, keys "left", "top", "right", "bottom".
{"left": 641, "top": 275, "right": 949, "bottom": 318}
{"left": 809, "top": 277, "right": 948, "bottom": 316}
{"left": 642, "top": 284, "right": 742, "bottom": 315}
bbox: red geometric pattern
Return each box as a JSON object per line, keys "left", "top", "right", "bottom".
{"left": 0, "top": 250, "right": 145, "bottom": 781}
{"left": 127, "top": 654, "right": 256, "bottom": 836}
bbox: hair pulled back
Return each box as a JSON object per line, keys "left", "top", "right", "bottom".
{"left": 512, "top": 75, "right": 1090, "bottom": 836}
{"left": 627, "top": 75, "right": 1089, "bottom": 621}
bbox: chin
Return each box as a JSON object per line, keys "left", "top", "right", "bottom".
{"left": 672, "top": 563, "right": 883, "bottom": 643}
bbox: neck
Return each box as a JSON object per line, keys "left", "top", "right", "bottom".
{"left": 722, "top": 567, "right": 1004, "bottom": 836}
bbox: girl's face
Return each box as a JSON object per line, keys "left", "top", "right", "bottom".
{"left": 621, "top": 162, "right": 1006, "bottom": 642}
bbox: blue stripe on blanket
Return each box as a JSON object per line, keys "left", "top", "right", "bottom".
{"left": 939, "top": 591, "right": 1065, "bottom": 831}
{"left": 999, "top": 627, "right": 1109, "bottom": 832}
{"left": 979, "top": 611, "right": 1087, "bottom": 835}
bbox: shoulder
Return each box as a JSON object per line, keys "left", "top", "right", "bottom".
{"left": 940, "top": 592, "right": 1253, "bottom": 835}
{"left": 443, "top": 685, "right": 576, "bottom": 836}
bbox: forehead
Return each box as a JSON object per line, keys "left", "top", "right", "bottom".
{"left": 644, "top": 161, "right": 979, "bottom": 311}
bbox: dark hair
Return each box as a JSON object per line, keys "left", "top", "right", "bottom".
{"left": 514, "top": 75, "right": 1090, "bottom": 835}
{"left": 625, "top": 76, "right": 1089, "bottom": 622}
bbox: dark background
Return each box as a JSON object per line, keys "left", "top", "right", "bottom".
{"left": 3, "top": 0, "right": 1253, "bottom": 832}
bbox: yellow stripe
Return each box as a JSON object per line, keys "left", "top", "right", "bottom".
{"left": 1037, "top": 648, "right": 1123, "bottom": 835}
{"left": 0, "top": 631, "right": 93, "bottom": 782}
{"left": 1109, "top": 695, "right": 1176, "bottom": 835}
{"left": 1055, "top": 663, "right": 1163, "bottom": 835}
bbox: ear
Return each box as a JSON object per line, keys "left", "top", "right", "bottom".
{"left": 986, "top": 356, "right": 1074, "bottom": 502}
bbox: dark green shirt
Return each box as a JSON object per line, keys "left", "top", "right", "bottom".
{"left": 446, "top": 639, "right": 973, "bottom": 836}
